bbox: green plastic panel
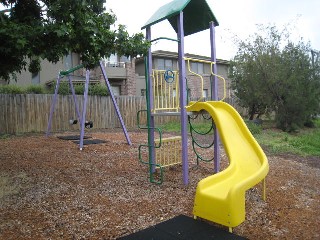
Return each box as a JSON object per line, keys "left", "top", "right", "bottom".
{"left": 141, "top": 0, "right": 219, "bottom": 36}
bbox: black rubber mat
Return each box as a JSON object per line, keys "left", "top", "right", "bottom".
{"left": 73, "top": 139, "right": 106, "bottom": 145}
{"left": 57, "top": 135, "right": 91, "bottom": 140}
{"left": 117, "top": 215, "right": 248, "bottom": 240}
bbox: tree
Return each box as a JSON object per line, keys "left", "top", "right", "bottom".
{"left": 229, "top": 24, "right": 320, "bottom": 131}
{"left": 276, "top": 42, "right": 320, "bottom": 130}
{"left": 0, "top": 0, "right": 150, "bottom": 82}
{"left": 229, "top": 25, "right": 283, "bottom": 120}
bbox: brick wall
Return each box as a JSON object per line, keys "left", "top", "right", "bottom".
{"left": 186, "top": 73, "right": 228, "bottom": 100}
{"left": 125, "top": 59, "right": 136, "bottom": 96}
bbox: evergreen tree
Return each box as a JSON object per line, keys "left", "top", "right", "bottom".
{"left": 229, "top": 24, "right": 320, "bottom": 131}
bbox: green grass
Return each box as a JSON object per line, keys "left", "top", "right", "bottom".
{"left": 160, "top": 120, "right": 214, "bottom": 134}
{"left": 160, "top": 121, "right": 181, "bottom": 132}
{"left": 160, "top": 118, "right": 320, "bottom": 157}
{"left": 255, "top": 123, "right": 320, "bottom": 156}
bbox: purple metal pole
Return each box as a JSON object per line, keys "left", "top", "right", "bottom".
{"left": 79, "top": 70, "right": 90, "bottom": 150}
{"left": 177, "top": 12, "right": 189, "bottom": 185}
{"left": 146, "top": 27, "right": 156, "bottom": 174}
{"left": 210, "top": 21, "right": 221, "bottom": 173}
{"left": 99, "top": 61, "right": 132, "bottom": 145}
{"left": 46, "top": 74, "right": 61, "bottom": 136}
{"left": 67, "top": 75, "right": 81, "bottom": 121}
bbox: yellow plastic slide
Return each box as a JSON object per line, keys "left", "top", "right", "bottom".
{"left": 186, "top": 101, "right": 269, "bottom": 228}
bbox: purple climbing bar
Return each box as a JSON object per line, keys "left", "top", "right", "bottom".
{"left": 177, "top": 12, "right": 189, "bottom": 185}
{"left": 210, "top": 21, "right": 221, "bottom": 173}
{"left": 99, "top": 61, "right": 132, "bottom": 146}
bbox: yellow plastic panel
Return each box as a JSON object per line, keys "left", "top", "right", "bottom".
{"left": 155, "top": 136, "right": 182, "bottom": 167}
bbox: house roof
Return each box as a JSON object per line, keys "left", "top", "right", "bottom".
{"left": 135, "top": 50, "right": 229, "bottom": 65}
{"left": 141, "top": 0, "right": 219, "bottom": 37}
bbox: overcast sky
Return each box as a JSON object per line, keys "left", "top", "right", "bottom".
{"left": 106, "top": 0, "right": 320, "bottom": 60}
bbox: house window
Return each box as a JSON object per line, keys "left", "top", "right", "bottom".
{"left": 190, "top": 62, "right": 204, "bottom": 74}
{"left": 64, "top": 52, "right": 73, "bottom": 69}
{"left": 111, "top": 85, "right": 120, "bottom": 96}
{"left": 31, "top": 72, "right": 40, "bottom": 85}
{"left": 120, "top": 55, "right": 130, "bottom": 63}
{"left": 191, "top": 62, "right": 197, "bottom": 73}
{"left": 197, "top": 63, "right": 204, "bottom": 74}
{"left": 203, "top": 89, "right": 208, "bottom": 99}
{"left": 187, "top": 88, "right": 191, "bottom": 99}
{"left": 165, "top": 59, "right": 173, "bottom": 70}
{"left": 108, "top": 54, "right": 118, "bottom": 63}
{"left": 105, "top": 54, "right": 118, "bottom": 67}
{"left": 157, "top": 59, "right": 165, "bottom": 70}
{"left": 157, "top": 58, "right": 173, "bottom": 70}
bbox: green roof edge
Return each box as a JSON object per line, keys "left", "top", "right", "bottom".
{"left": 141, "top": 0, "right": 191, "bottom": 30}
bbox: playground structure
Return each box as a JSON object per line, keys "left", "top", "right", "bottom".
{"left": 46, "top": 61, "right": 132, "bottom": 150}
{"left": 139, "top": 0, "right": 222, "bottom": 186}
{"left": 139, "top": 0, "right": 269, "bottom": 232}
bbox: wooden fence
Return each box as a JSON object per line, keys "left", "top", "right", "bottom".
{"left": 0, "top": 94, "right": 190, "bottom": 134}
{"left": 0, "top": 94, "right": 245, "bottom": 134}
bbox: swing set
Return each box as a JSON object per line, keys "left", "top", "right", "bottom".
{"left": 46, "top": 61, "right": 132, "bottom": 150}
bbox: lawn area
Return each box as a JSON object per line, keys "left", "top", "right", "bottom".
{"left": 255, "top": 125, "right": 320, "bottom": 156}
{"left": 160, "top": 118, "right": 320, "bottom": 157}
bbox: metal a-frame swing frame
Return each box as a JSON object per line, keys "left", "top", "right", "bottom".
{"left": 46, "top": 61, "right": 132, "bottom": 150}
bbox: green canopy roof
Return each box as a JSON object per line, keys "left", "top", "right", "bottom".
{"left": 141, "top": 0, "right": 219, "bottom": 37}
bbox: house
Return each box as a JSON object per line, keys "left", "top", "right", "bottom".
{"left": 1, "top": 50, "right": 231, "bottom": 99}
{"left": 0, "top": 53, "right": 135, "bottom": 96}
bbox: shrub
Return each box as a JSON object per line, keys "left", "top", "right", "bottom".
{"left": 74, "top": 84, "right": 85, "bottom": 95}
{"left": 58, "top": 81, "right": 71, "bottom": 95}
{"left": 1, "top": 82, "right": 110, "bottom": 96}
{"left": 0, "top": 85, "right": 25, "bottom": 94}
{"left": 304, "top": 119, "right": 315, "bottom": 128}
{"left": 48, "top": 81, "right": 70, "bottom": 95}
{"left": 70, "top": 83, "right": 109, "bottom": 96}
{"left": 25, "top": 85, "right": 45, "bottom": 94}
{"left": 88, "top": 84, "right": 109, "bottom": 96}
{"left": 246, "top": 121, "right": 262, "bottom": 135}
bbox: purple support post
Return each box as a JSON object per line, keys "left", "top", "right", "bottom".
{"left": 177, "top": 12, "right": 189, "bottom": 185}
{"left": 46, "top": 74, "right": 61, "bottom": 136}
{"left": 79, "top": 70, "right": 90, "bottom": 150}
{"left": 67, "top": 75, "right": 81, "bottom": 121}
{"left": 210, "top": 21, "right": 221, "bottom": 173}
{"left": 146, "top": 27, "right": 156, "bottom": 174}
{"left": 99, "top": 61, "right": 132, "bottom": 145}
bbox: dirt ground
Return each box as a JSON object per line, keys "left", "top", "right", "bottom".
{"left": 0, "top": 129, "right": 319, "bottom": 240}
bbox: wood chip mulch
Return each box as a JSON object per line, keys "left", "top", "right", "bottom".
{"left": 0, "top": 129, "right": 319, "bottom": 240}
